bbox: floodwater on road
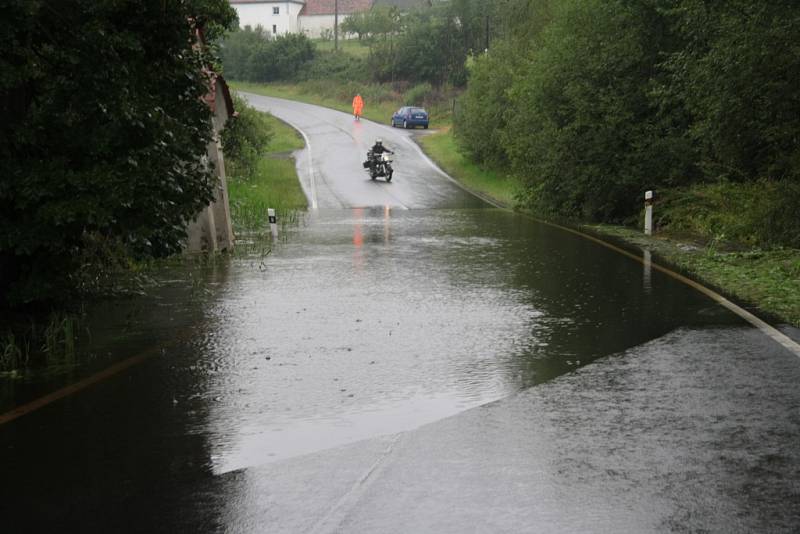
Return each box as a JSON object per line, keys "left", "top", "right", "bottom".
{"left": 192, "top": 207, "right": 735, "bottom": 473}
{"left": 6, "top": 205, "right": 798, "bottom": 533}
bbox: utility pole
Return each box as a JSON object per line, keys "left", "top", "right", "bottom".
{"left": 485, "top": 15, "right": 489, "bottom": 52}
{"left": 334, "top": 0, "right": 339, "bottom": 51}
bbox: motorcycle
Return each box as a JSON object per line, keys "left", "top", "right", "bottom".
{"left": 363, "top": 151, "right": 394, "bottom": 182}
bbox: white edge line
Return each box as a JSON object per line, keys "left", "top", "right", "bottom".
{"left": 282, "top": 118, "right": 318, "bottom": 210}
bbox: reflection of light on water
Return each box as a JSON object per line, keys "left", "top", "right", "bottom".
{"left": 352, "top": 207, "right": 364, "bottom": 270}
{"left": 202, "top": 209, "right": 543, "bottom": 475}
{"left": 351, "top": 116, "right": 364, "bottom": 146}
{"left": 643, "top": 249, "right": 652, "bottom": 294}
{"left": 210, "top": 392, "right": 475, "bottom": 474}
{"left": 384, "top": 205, "right": 391, "bottom": 244}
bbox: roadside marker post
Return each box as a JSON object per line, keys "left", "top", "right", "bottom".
{"left": 268, "top": 208, "right": 278, "bottom": 239}
{"left": 644, "top": 190, "right": 654, "bottom": 236}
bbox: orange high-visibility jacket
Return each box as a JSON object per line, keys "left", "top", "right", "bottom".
{"left": 352, "top": 94, "right": 364, "bottom": 115}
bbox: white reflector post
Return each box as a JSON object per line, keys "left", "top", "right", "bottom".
{"left": 268, "top": 208, "right": 278, "bottom": 239}
{"left": 644, "top": 190, "right": 654, "bottom": 236}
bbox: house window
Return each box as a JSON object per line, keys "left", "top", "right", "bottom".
{"left": 273, "top": 6, "right": 279, "bottom": 15}
{"left": 272, "top": 24, "right": 277, "bottom": 34}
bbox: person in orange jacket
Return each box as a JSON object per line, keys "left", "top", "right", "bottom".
{"left": 352, "top": 93, "right": 364, "bottom": 121}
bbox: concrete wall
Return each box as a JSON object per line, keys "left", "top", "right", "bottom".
{"left": 186, "top": 81, "right": 235, "bottom": 254}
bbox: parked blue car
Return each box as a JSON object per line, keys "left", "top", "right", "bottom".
{"left": 391, "top": 106, "right": 429, "bottom": 129}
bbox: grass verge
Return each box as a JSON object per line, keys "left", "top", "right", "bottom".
{"left": 417, "top": 129, "right": 521, "bottom": 207}
{"left": 227, "top": 112, "right": 307, "bottom": 232}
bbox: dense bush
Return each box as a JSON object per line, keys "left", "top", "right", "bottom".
{"left": 367, "top": 3, "right": 475, "bottom": 86}
{"left": 219, "top": 25, "right": 268, "bottom": 80}
{"left": 659, "top": 180, "right": 800, "bottom": 248}
{"left": 453, "top": 42, "right": 520, "bottom": 169}
{"left": 221, "top": 28, "right": 315, "bottom": 82}
{"left": 664, "top": 0, "right": 800, "bottom": 184}
{"left": 221, "top": 95, "right": 274, "bottom": 179}
{"left": 0, "top": 0, "right": 235, "bottom": 306}
{"left": 296, "top": 50, "right": 368, "bottom": 82}
{"left": 403, "top": 83, "right": 433, "bottom": 106}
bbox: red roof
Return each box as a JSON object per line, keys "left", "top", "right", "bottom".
{"left": 300, "top": 0, "right": 373, "bottom": 16}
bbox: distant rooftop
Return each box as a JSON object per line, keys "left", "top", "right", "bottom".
{"left": 229, "top": 0, "right": 305, "bottom": 4}
{"left": 372, "top": 0, "right": 428, "bottom": 8}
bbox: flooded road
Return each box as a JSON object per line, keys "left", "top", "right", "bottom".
{"left": 2, "top": 98, "right": 799, "bottom": 532}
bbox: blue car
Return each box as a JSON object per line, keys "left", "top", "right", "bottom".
{"left": 391, "top": 106, "right": 429, "bottom": 129}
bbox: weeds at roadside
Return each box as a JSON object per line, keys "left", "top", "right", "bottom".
{"left": 0, "top": 311, "right": 90, "bottom": 376}
{"left": 1, "top": 332, "right": 30, "bottom": 375}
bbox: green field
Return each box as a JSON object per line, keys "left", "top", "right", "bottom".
{"left": 264, "top": 113, "right": 305, "bottom": 153}
{"left": 312, "top": 38, "right": 371, "bottom": 58}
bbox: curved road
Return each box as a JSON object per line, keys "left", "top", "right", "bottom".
{"left": 1, "top": 96, "right": 799, "bottom": 533}
{"left": 242, "top": 93, "right": 487, "bottom": 210}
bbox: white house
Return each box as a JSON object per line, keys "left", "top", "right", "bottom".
{"left": 230, "top": 1, "right": 305, "bottom": 35}
{"left": 230, "top": 0, "right": 374, "bottom": 38}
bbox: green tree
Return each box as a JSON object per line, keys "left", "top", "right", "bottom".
{"left": 454, "top": 0, "right": 556, "bottom": 167}
{"left": 340, "top": 12, "right": 369, "bottom": 40}
{"left": 506, "top": 0, "right": 687, "bottom": 220}
{"left": 665, "top": 0, "right": 800, "bottom": 183}
{"left": 219, "top": 25, "right": 271, "bottom": 80}
{"left": 0, "top": 0, "right": 236, "bottom": 306}
{"left": 221, "top": 95, "right": 274, "bottom": 178}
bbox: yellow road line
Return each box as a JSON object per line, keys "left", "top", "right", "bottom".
{"left": 0, "top": 344, "right": 165, "bottom": 426}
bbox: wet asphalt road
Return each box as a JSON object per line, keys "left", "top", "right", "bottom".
{"left": 243, "top": 93, "right": 486, "bottom": 211}
{"left": 2, "top": 97, "right": 800, "bottom": 533}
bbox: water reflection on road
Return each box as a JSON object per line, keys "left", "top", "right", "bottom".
{"left": 3, "top": 205, "right": 796, "bottom": 532}
{"left": 191, "top": 207, "right": 735, "bottom": 472}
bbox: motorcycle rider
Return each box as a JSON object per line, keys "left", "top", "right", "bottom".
{"left": 368, "top": 138, "right": 393, "bottom": 173}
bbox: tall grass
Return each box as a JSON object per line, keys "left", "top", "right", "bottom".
{"left": 657, "top": 180, "right": 800, "bottom": 248}
{"left": 1, "top": 311, "right": 83, "bottom": 374}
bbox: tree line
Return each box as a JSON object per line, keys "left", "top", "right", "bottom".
{"left": 456, "top": 0, "right": 800, "bottom": 246}
{"left": 221, "top": 1, "right": 492, "bottom": 86}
